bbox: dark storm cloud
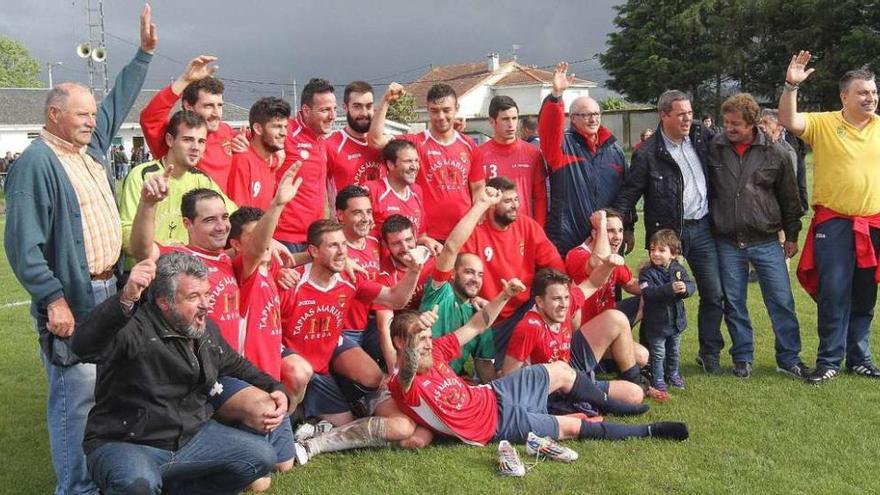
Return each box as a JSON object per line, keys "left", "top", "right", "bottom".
{"left": 1, "top": 0, "right": 620, "bottom": 105}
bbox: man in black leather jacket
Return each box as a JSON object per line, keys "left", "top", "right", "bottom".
{"left": 612, "top": 90, "right": 726, "bottom": 373}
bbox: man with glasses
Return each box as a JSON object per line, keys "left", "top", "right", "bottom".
{"left": 538, "top": 62, "right": 628, "bottom": 256}
{"left": 612, "top": 90, "right": 725, "bottom": 374}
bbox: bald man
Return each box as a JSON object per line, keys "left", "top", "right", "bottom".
{"left": 538, "top": 62, "right": 629, "bottom": 256}
{"left": 4, "top": 7, "right": 157, "bottom": 493}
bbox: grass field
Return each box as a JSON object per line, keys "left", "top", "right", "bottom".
{"left": 1, "top": 199, "right": 880, "bottom": 494}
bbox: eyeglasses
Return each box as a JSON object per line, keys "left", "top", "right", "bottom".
{"left": 571, "top": 112, "right": 601, "bottom": 120}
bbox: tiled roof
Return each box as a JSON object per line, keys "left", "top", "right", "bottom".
{"left": 0, "top": 88, "right": 250, "bottom": 126}
{"left": 405, "top": 60, "right": 595, "bottom": 105}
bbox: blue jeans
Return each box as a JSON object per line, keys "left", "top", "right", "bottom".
{"left": 813, "top": 218, "right": 879, "bottom": 369}
{"left": 647, "top": 333, "right": 682, "bottom": 381}
{"left": 680, "top": 217, "right": 726, "bottom": 359}
{"left": 717, "top": 239, "right": 802, "bottom": 367}
{"left": 86, "top": 420, "right": 275, "bottom": 495}
{"left": 37, "top": 277, "right": 116, "bottom": 495}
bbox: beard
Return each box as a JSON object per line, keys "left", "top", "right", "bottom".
{"left": 347, "top": 113, "right": 371, "bottom": 134}
{"left": 493, "top": 210, "right": 516, "bottom": 227}
{"left": 167, "top": 306, "right": 207, "bottom": 339}
{"left": 452, "top": 276, "right": 480, "bottom": 299}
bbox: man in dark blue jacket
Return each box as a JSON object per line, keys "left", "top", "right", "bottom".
{"left": 538, "top": 62, "right": 628, "bottom": 257}
{"left": 4, "top": 6, "right": 156, "bottom": 493}
{"left": 612, "top": 90, "right": 726, "bottom": 374}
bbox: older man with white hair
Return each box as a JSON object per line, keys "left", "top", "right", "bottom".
{"left": 4, "top": 6, "right": 156, "bottom": 493}
{"left": 537, "top": 62, "right": 629, "bottom": 257}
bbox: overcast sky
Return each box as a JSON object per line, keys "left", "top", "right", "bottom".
{"left": 2, "top": 0, "right": 621, "bottom": 106}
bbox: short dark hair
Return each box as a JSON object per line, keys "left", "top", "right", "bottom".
{"left": 389, "top": 309, "right": 421, "bottom": 345}
{"left": 520, "top": 115, "right": 538, "bottom": 132}
{"left": 533, "top": 269, "right": 571, "bottom": 297}
{"left": 657, "top": 90, "right": 689, "bottom": 114}
{"left": 426, "top": 83, "right": 457, "bottom": 104}
{"left": 602, "top": 208, "right": 623, "bottom": 223}
{"left": 489, "top": 95, "right": 518, "bottom": 119}
{"left": 301, "top": 78, "right": 335, "bottom": 107}
{"left": 335, "top": 184, "right": 370, "bottom": 212}
{"left": 307, "top": 219, "right": 343, "bottom": 247}
{"left": 249, "top": 97, "right": 291, "bottom": 128}
{"left": 382, "top": 139, "right": 416, "bottom": 163}
{"left": 649, "top": 229, "right": 682, "bottom": 255}
{"left": 181, "top": 188, "right": 224, "bottom": 221}
{"left": 182, "top": 77, "right": 224, "bottom": 107}
{"left": 381, "top": 214, "right": 413, "bottom": 239}
{"left": 166, "top": 110, "right": 206, "bottom": 138}
{"left": 228, "top": 206, "right": 264, "bottom": 242}
{"left": 344, "top": 80, "right": 373, "bottom": 104}
{"left": 839, "top": 69, "right": 876, "bottom": 93}
{"left": 487, "top": 176, "right": 516, "bottom": 193}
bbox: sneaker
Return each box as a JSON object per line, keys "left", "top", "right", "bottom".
{"left": 525, "top": 432, "right": 579, "bottom": 463}
{"left": 293, "top": 420, "right": 334, "bottom": 442}
{"left": 695, "top": 355, "right": 722, "bottom": 375}
{"left": 667, "top": 373, "right": 686, "bottom": 389}
{"left": 776, "top": 362, "right": 812, "bottom": 379}
{"left": 805, "top": 366, "right": 838, "bottom": 385}
{"left": 732, "top": 361, "right": 752, "bottom": 378}
{"left": 293, "top": 442, "right": 311, "bottom": 466}
{"left": 847, "top": 363, "right": 880, "bottom": 379}
{"left": 651, "top": 379, "right": 668, "bottom": 393}
{"left": 497, "top": 440, "right": 526, "bottom": 477}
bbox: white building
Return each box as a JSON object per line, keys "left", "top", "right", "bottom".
{"left": 406, "top": 54, "right": 597, "bottom": 138}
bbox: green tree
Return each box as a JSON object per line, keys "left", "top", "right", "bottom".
{"left": 387, "top": 93, "right": 417, "bottom": 124}
{"left": 0, "top": 36, "right": 41, "bottom": 88}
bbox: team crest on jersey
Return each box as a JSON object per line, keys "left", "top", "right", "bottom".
{"left": 836, "top": 126, "right": 847, "bottom": 139}
{"left": 337, "top": 293, "right": 348, "bottom": 306}
{"left": 300, "top": 149, "right": 310, "bottom": 160}
{"left": 459, "top": 152, "right": 469, "bottom": 163}
{"left": 221, "top": 140, "right": 233, "bottom": 156}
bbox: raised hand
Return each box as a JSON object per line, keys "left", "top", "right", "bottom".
{"left": 181, "top": 55, "right": 219, "bottom": 84}
{"left": 476, "top": 186, "right": 501, "bottom": 207}
{"left": 383, "top": 82, "right": 406, "bottom": 104}
{"left": 417, "top": 305, "right": 440, "bottom": 331}
{"left": 231, "top": 126, "right": 249, "bottom": 153}
{"left": 590, "top": 209, "right": 607, "bottom": 231}
{"left": 552, "top": 61, "right": 574, "bottom": 97}
{"left": 122, "top": 258, "right": 156, "bottom": 304}
{"left": 272, "top": 161, "right": 303, "bottom": 206}
{"left": 500, "top": 278, "right": 527, "bottom": 298}
{"left": 140, "top": 4, "right": 158, "bottom": 54}
{"left": 141, "top": 163, "right": 173, "bottom": 204}
{"left": 786, "top": 51, "right": 815, "bottom": 85}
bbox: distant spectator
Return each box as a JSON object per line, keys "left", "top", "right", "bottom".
{"left": 634, "top": 129, "right": 653, "bottom": 151}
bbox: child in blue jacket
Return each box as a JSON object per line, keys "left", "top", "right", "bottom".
{"left": 639, "top": 229, "right": 695, "bottom": 393}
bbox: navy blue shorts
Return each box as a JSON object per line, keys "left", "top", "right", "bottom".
{"left": 616, "top": 297, "right": 641, "bottom": 326}
{"left": 332, "top": 329, "right": 364, "bottom": 360}
{"left": 303, "top": 373, "right": 351, "bottom": 418}
{"left": 207, "top": 376, "right": 251, "bottom": 411}
{"left": 570, "top": 330, "right": 598, "bottom": 374}
{"left": 491, "top": 365, "right": 559, "bottom": 443}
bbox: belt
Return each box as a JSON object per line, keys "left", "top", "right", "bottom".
{"left": 683, "top": 217, "right": 704, "bottom": 226}
{"left": 90, "top": 268, "right": 115, "bottom": 281}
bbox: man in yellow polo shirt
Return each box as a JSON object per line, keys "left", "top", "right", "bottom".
{"left": 778, "top": 50, "right": 880, "bottom": 384}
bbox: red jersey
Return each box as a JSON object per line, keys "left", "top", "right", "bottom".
{"left": 398, "top": 130, "right": 483, "bottom": 240}
{"left": 234, "top": 257, "right": 282, "bottom": 380}
{"left": 461, "top": 216, "right": 564, "bottom": 319}
{"left": 389, "top": 334, "right": 498, "bottom": 446}
{"left": 364, "top": 178, "right": 427, "bottom": 238}
{"left": 140, "top": 85, "right": 237, "bottom": 191}
{"left": 506, "top": 288, "right": 585, "bottom": 365}
{"left": 159, "top": 244, "right": 241, "bottom": 351}
{"left": 275, "top": 115, "right": 328, "bottom": 244}
{"left": 476, "top": 139, "right": 548, "bottom": 226}
{"left": 325, "top": 128, "right": 384, "bottom": 199}
{"left": 280, "top": 267, "right": 382, "bottom": 374}
{"left": 377, "top": 255, "right": 434, "bottom": 311}
{"left": 564, "top": 242, "right": 633, "bottom": 321}
{"left": 341, "top": 236, "right": 383, "bottom": 331}
{"left": 227, "top": 144, "right": 276, "bottom": 210}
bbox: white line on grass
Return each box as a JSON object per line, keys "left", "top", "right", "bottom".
{"left": 0, "top": 300, "right": 29, "bottom": 309}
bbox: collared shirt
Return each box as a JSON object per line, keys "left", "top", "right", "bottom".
{"left": 41, "top": 129, "right": 121, "bottom": 275}
{"left": 661, "top": 129, "right": 708, "bottom": 220}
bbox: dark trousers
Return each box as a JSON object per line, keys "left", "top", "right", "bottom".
{"left": 679, "top": 217, "right": 725, "bottom": 359}
{"left": 813, "top": 218, "right": 879, "bottom": 369}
